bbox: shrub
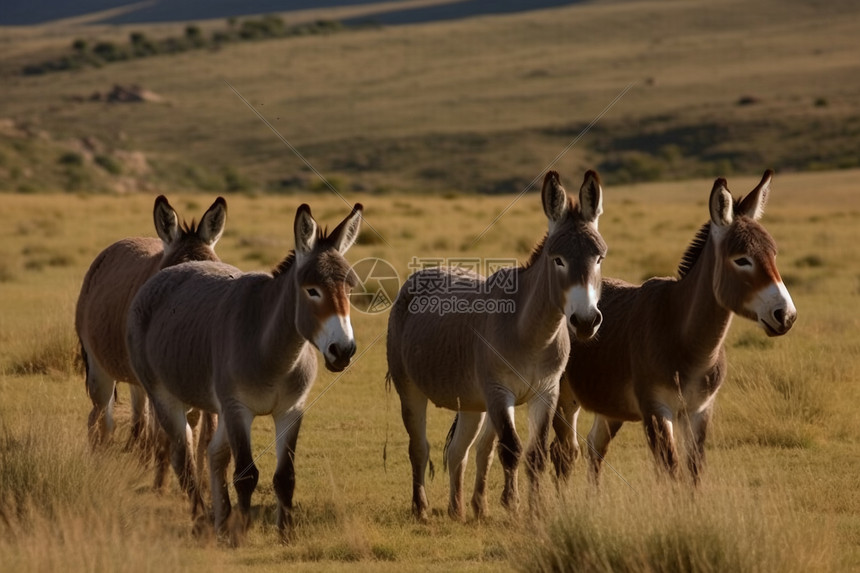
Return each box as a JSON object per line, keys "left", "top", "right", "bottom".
{"left": 185, "top": 24, "right": 205, "bottom": 47}
{"left": 92, "top": 41, "right": 128, "bottom": 62}
{"left": 94, "top": 154, "right": 122, "bottom": 175}
{"left": 57, "top": 152, "right": 84, "bottom": 167}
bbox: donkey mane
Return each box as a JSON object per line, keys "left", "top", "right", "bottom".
{"left": 676, "top": 222, "right": 711, "bottom": 279}
{"left": 180, "top": 219, "right": 199, "bottom": 234}
{"left": 520, "top": 196, "right": 586, "bottom": 271}
{"left": 677, "top": 198, "right": 756, "bottom": 278}
{"left": 521, "top": 233, "right": 547, "bottom": 270}
{"left": 270, "top": 226, "right": 333, "bottom": 278}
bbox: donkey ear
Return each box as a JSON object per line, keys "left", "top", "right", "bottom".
{"left": 153, "top": 195, "right": 181, "bottom": 246}
{"left": 541, "top": 171, "right": 568, "bottom": 233}
{"left": 330, "top": 203, "right": 363, "bottom": 255}
{"left": 709, "top": 178, "right": 734, "bottom": 228}
{"left": 579, "top": 170, "right": 603, "bottom": 226}
{"left": 737, "top": 169, "right": 772, "bottom": 221}
{"left": 197, "top": 197, "right": 227, "bottom": 247}
{"left": 294, "top": 204, "right": 318, "bottom": 258}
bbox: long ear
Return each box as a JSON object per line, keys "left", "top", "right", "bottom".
{"left": 709, "top": 177, "right": 734, "bottom": 228}
{"left": 737, "top": 169, "right": 772, "bottom": 221}
{"left": 153, "top": 195, "right": 181, "bottom": 246}
{"left": 294, "top": 204, "right": 318, "bottom": 260}
{"left": 330, "top": 203, "right": 363, "bottom": 254}
{"left": 197, "top": 197, "right": 227, "bottom": 246}
{"left": 541, "top": 171, "right": 568, "bottom": 233}
{"left": 579, "top": 170, "right": 603, "bottom": 226}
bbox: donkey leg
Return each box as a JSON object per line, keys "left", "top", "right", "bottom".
{"left": 642, "top": 407, "right": 680, "bottom": 480}
{"left": 208, "top": 416, "right": 232, "bottom": 534}
{"left": 126, "top": 384, "right": 149, "bottom": 454}
{"left": 685, "top": 405, "right": 712, "bottom": 486}
{"left": 445, "top": 411, "right": 484, "bottom": 521}
{"left": 586, "top": 415, "right": 623, "bottom": 486}
{"left": 486, "top": 391, "right": 520, "bottom": 513}
{"left": 152, "top": 425, "right": 171, "bottom": 491}
{"left": 195, "top": 410, "right": 217, "bottom": 497}
{"left": 396, "top": 382, "right": 431, "bottom": 521}
{"left": 524, "top": 390, "right": 558, "bottom": 514}
{"left": 185, "top": 408, "right": 201, "bottom": 495}
{"left": 273, "top": 407, "right": 303, "bottom": 543}
{"left": 85, "top": 357, "right": 115, "bottom": 449}
{"left": 471, "top": 418, "right": 497, "bottom": 519}
{"left": 550, "top": 380, "right": 580, "bottom": 482}
{"left": 150, "top": 389, "right": 203, "bottom": 515}
{"left": 225, "top": 403, "right": 257, "bottom": 546}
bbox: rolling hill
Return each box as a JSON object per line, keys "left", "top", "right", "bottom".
{"left": 0, "top": 0, "right": 858, "bottom": 194}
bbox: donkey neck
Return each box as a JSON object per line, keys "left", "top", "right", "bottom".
{"left": 258, "top": 270, "right": 309, "bottom": 376}
{"left": 671, "top": 234, "right": 733, "bottom": 362}
{"left": 512, "top": 257, "right": 567, "bottom": 349}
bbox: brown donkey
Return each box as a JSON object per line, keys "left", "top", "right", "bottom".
{"left": 387, "top": 171, "right": 606, "bottom": 521}
{"left": 75, "top": 195, "right": 226, "bottom": 460}
{"left": 127, "top": 203, "right": 362, "bottom": 544}
{"left": 550, "top": 170, "right": 797, "bottom": 484}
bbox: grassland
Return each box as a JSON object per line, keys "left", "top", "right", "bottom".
{"left": 1, "top": 0, "right": 859, "bottom": 569}
{"left": 1, "top": 167, "right": 858, "bottom": 570}
{"left": 1, "top": 0, "right": 859, "bottom": 194}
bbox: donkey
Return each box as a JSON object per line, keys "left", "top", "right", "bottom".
{"left": 75, "top": 195, "right": 226, "bottom": 460}
{"left": 386, "top": 170, "right": 606, "bottom": 521}
{"left": 550, "top": 170, "right": 797, "bottom": 485}
{"left": 127, "top": 203, "right": 362, "bottom": 544}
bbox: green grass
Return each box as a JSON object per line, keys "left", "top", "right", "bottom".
{"left": 0, "top": 168, "right": 858, "bottom": 570}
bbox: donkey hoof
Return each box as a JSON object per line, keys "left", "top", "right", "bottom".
{"left": 447, "top": 505, "right": 465, "bottom": 522}
{"left": 412, "top": 504, "right": 430, "bottom": 523}
{"left": 226, "top": 511, "right": 250, "bottom": 547}
{"left": 277, "top": 512, "right": 296, "bottom": 545}
{"left": 501, "top": 493, "right": 520, "bottom": 514}
{"left": 470, "top": 498, "right": 487, "bottom": 521}
{"left": 278, "top": 526, "right": 297, "bottom": 545}
{"left": 192, "top": 514, "right": 215, "bottom": 542}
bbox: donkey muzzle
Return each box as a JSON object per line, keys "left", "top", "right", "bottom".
{"left": 325, "top": 340, "right": 356, "bottom": 372}
{"left": 761, "top": 306, "right": 797, "bottom": 337}
{"left": 570, "top": 309, "right": 603, "bottom": 341}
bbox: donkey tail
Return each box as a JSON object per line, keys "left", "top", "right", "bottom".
{"left": 78, "top": 337, "right": 89, "bottom": 392}
{"left": 442, "top": 412, "right": 460, "bottom": 474}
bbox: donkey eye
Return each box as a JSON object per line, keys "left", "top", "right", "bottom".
{"left": 554, "top": 257, "right": 564, "bottom": 267}
{"left": 733, "top": 257, "right": 752, "bottom": 268}
{"left": 596, "top": 255, "right": 605, "bottom": 265}
{"left": 306, "top": 287, "right": 321, "bottom": 298}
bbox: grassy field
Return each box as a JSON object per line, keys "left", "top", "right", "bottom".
{"left": 1, "top": 0, "right": 859, "bottom": 194}
{"left": 0, "top": 167, "right": 858, "bottom": 570}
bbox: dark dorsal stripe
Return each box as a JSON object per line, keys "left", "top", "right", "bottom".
{"left": 677, "top": 222, "right": 711, "bottom": 279}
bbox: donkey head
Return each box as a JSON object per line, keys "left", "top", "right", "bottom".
{"left": 153, "top": 195, "right": 227, "bottom": 267}
{"left": 293, "top": 203, "right": 363, "bottom": 372}
{"left": 709, "top": 170, "right": 796, "bottom": 336}
{"left": 541, "top": 170, "right": 607, "bottom": 341}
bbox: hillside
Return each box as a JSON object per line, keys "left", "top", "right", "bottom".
{"left": 0, "top": 0, "right": 858, "bottom": 194}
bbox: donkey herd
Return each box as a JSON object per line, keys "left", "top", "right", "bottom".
{"left": 75, "top": 169, "right": 796, "bottom": 544}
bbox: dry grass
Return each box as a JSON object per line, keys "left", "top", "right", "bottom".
{"left": 525, "top": 476, "right": 837, "bottom": 573}
{"left": 0, "top": 167, "right": 858, "bottom": 570}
